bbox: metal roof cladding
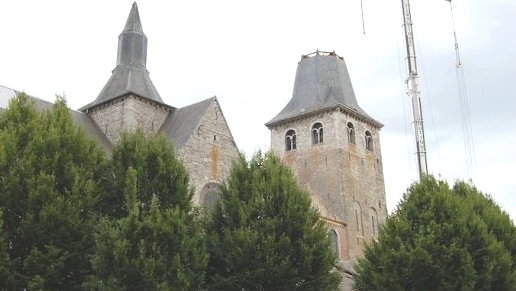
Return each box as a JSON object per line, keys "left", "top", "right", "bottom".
{"left": 266, "top": 51, "right": 382, "bottom": 128}
{"left": 81, "top": 2, "right": 163, "bottom": 111}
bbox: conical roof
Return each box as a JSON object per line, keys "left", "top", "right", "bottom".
{"left": 266, "top": 51, "right": 380, "bottom": 127}
{"left": 81, "top": 2, "right": 163, "bottom": 111}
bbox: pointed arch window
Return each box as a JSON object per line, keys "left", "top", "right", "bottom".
{"left": 347, "top": 122, "right": 355, "bottom": 144}
{"left": 285, "top": 129, "right": 297, "bottom": 151}
{"left": 200, "top": 182, "right": 222, "bottom": 211}
{"left": 354, "top": 200, "right": 364, "bottom": 236}
{"left": 370, "top": 207, "right": 378, "bottom": 238}
{"left": 329, "top": 229, "right": 339, "bottom": 256}
{"left": 365, "top": 130, "right": 373, "bottom": 151}
{"left": 311, "top": 122, "right": 324, "bottom": 144}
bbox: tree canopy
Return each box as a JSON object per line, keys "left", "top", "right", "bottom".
{"left": 0, "top": 93, "right": 108, "bottom": 291}
{"left": 1, "top": 95, "right": 345, "bottom": 290}
{"left": 206, "top": 152, "right": 341, "bottom": 291}
{"left": 354, "top": 175, "right": 516, "bottom": 291}
{"left": 85, "top": 131, "right": 208, "bottom": 291}
{"left": 106, "top": 130, "right": 194, "bottom": 217}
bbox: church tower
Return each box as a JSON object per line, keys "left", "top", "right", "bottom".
{"left": 266, "top": 51, "right": 387, "bottom": 265}
{"left": 77, "top": 2, "right": 240, "bottom": 203}
{"left": 80, "top": 2, "right": 173, "bottom": 144}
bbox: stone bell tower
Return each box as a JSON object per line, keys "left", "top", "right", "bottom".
{"left": 266, "top": 51, "right": 387, "bottom": 268}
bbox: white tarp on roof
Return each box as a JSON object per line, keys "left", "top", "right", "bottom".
{"left": 0, "top": 85, "right": 17, "bottom": 109}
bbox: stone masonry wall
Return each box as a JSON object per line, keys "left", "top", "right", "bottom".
{"left": 177, "top": 99, "right": 240, "bottom": 204}
{"left": 89, "top": 95, "right": 171, "bottom": 144}
{"left": 269, "top": 107, "right": 387, "bottom": 274}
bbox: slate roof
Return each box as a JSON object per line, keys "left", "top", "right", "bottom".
{"left": 159, "top": 97, "right": 215, "bottom": 150}
{"left": 81, "top": 2, "right": 163, "bottom": 111}
{"left": 266, "top": 51, "right": 382, "bottom": 128}
{"left": 1, "top": 82, "right": 225, "bottom": 155}
{"left": 0, "top": 85, "right": 113, "bottom": 154}
{"left": 69, "top": 110, "right": 113, "bottom": 155}
{"left": 2, "top": 3, "right": 233, "bottom": 157}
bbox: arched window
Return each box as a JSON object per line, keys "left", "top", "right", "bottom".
{"left": 200, "top": 182, "right": 222, "bottom": 211}
{"left": 329, "top": 229, "right": 339, "bottom": 256}
{"left": 311, "top": 122, "right": 323, "bottom": 144}
{"left": 285, "top": 129, "right": 297, "bottom": 151}
{"left": 347, "top": 122, "right": 355, "bottom": 144}
{"left": 370, "top": 207, "right": 378, "bottom": 238}
{"left": 354, "top": 200, "right": 363, "bottom": 236}
{"left": 365, "top": 130, "right": 373, "bottom": 151}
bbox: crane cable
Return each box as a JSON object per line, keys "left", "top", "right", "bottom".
{"left": 447, "top": 0, "right": 477, "bottom": 182}
{"left": 360, "top": 0, "right": 366, "bottom": 34}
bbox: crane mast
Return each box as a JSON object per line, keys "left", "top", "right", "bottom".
{"left": 401, "top": 0, "right": 428, "bottom": 179}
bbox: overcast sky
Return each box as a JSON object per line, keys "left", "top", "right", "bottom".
{"left": 1, "top": 0, "right": 515, "bottom": 221}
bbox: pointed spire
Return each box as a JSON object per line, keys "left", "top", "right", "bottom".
{"left": 117, "top": 2, "right": 147, "bottom": 70}
{"left": 124, "top": 2, "right": 143, "bottom": 33}
{"left": 82, "top": 2, "right": 163, "bottom": 110}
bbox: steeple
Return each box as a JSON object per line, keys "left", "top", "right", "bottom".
{"left": 266, "top": 51, "right": 380, "bottom": 127}
{"left": 82, "top": 2, "right": 163, "bottom": 110}
{"left": 123, "top": 2, "right": 143, "bottom": 34}
{"left": 117, "top": 2, "right": 146, "bottom": 69}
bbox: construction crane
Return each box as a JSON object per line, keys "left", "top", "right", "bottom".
{"left": 401, "top": 0, "right": 428, "bottom": 179}
{"left": 446, "top": 0, "right": 477, "bottom": 182}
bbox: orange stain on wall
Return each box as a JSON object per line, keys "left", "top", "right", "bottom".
{"left": 211, "top": 145, "right": 219, "bottom": 179}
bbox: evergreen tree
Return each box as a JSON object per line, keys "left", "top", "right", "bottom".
{"left": 0, "top": 210, "right": 15, "bottom": 288}
{"left": 206, "top": 152, "right": 341, "bottom": 291}
{"left": 103, "top": 130, "right": 193, "bottom": 218}
{"left": 452, "top": 181, "right": 516, "bottom": 259}
{"left": 86, "top": 132, "right": 207, "bottom": 291}
{"left": 0, "top": 93, "right": 108, "bottom": 291}
{"left": 354, "top": 175, "right": 516, "bottom": 291}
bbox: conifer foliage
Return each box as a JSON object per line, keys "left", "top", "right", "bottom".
{"left": 0, "top": 93, "right": 108, "bottom": 291}
{"left": 85, "top": 131, "right": 208, "bottom": 291}
{"left": 103, "top": 130, "right": 194, "bottom": 218}
{"left": 0, "top": 210, "right": 14, "bottom": 287}
{"left": 0, "top": 94, "right": 375, "bottom": 291}
{"left": 354, "top": 175, "right": 516, "bottom": 291}
{"left": 206, "top": 152, "right": 341, "bottom": 291}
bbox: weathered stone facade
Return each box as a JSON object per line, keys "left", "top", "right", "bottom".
{"left": 175, "top": 99, "right": 240, "bottom": 204}
{"left": 270, "top": 108, "right": 387, "bottom": 259}
{"left": 79, "top": 3, "right": 240, "bottom": 202}
{"left": 86, "top": 94, "right": 239, "bottom": 202}
{"left": 3, "top": 5, "right": 387, "bottom": 290}
{"left": 267, "top": 51, "right": 388, "bottom": 290}
{"left": 88, "top": 94, "right": 172, "bottom": 144}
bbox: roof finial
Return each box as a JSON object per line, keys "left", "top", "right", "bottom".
{"left": 124, "top": 1, "right": 143, "bottom": 32}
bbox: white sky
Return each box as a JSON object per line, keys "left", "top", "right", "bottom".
{"left": 1, "top": 0, "right": 515, "bottom": 221}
